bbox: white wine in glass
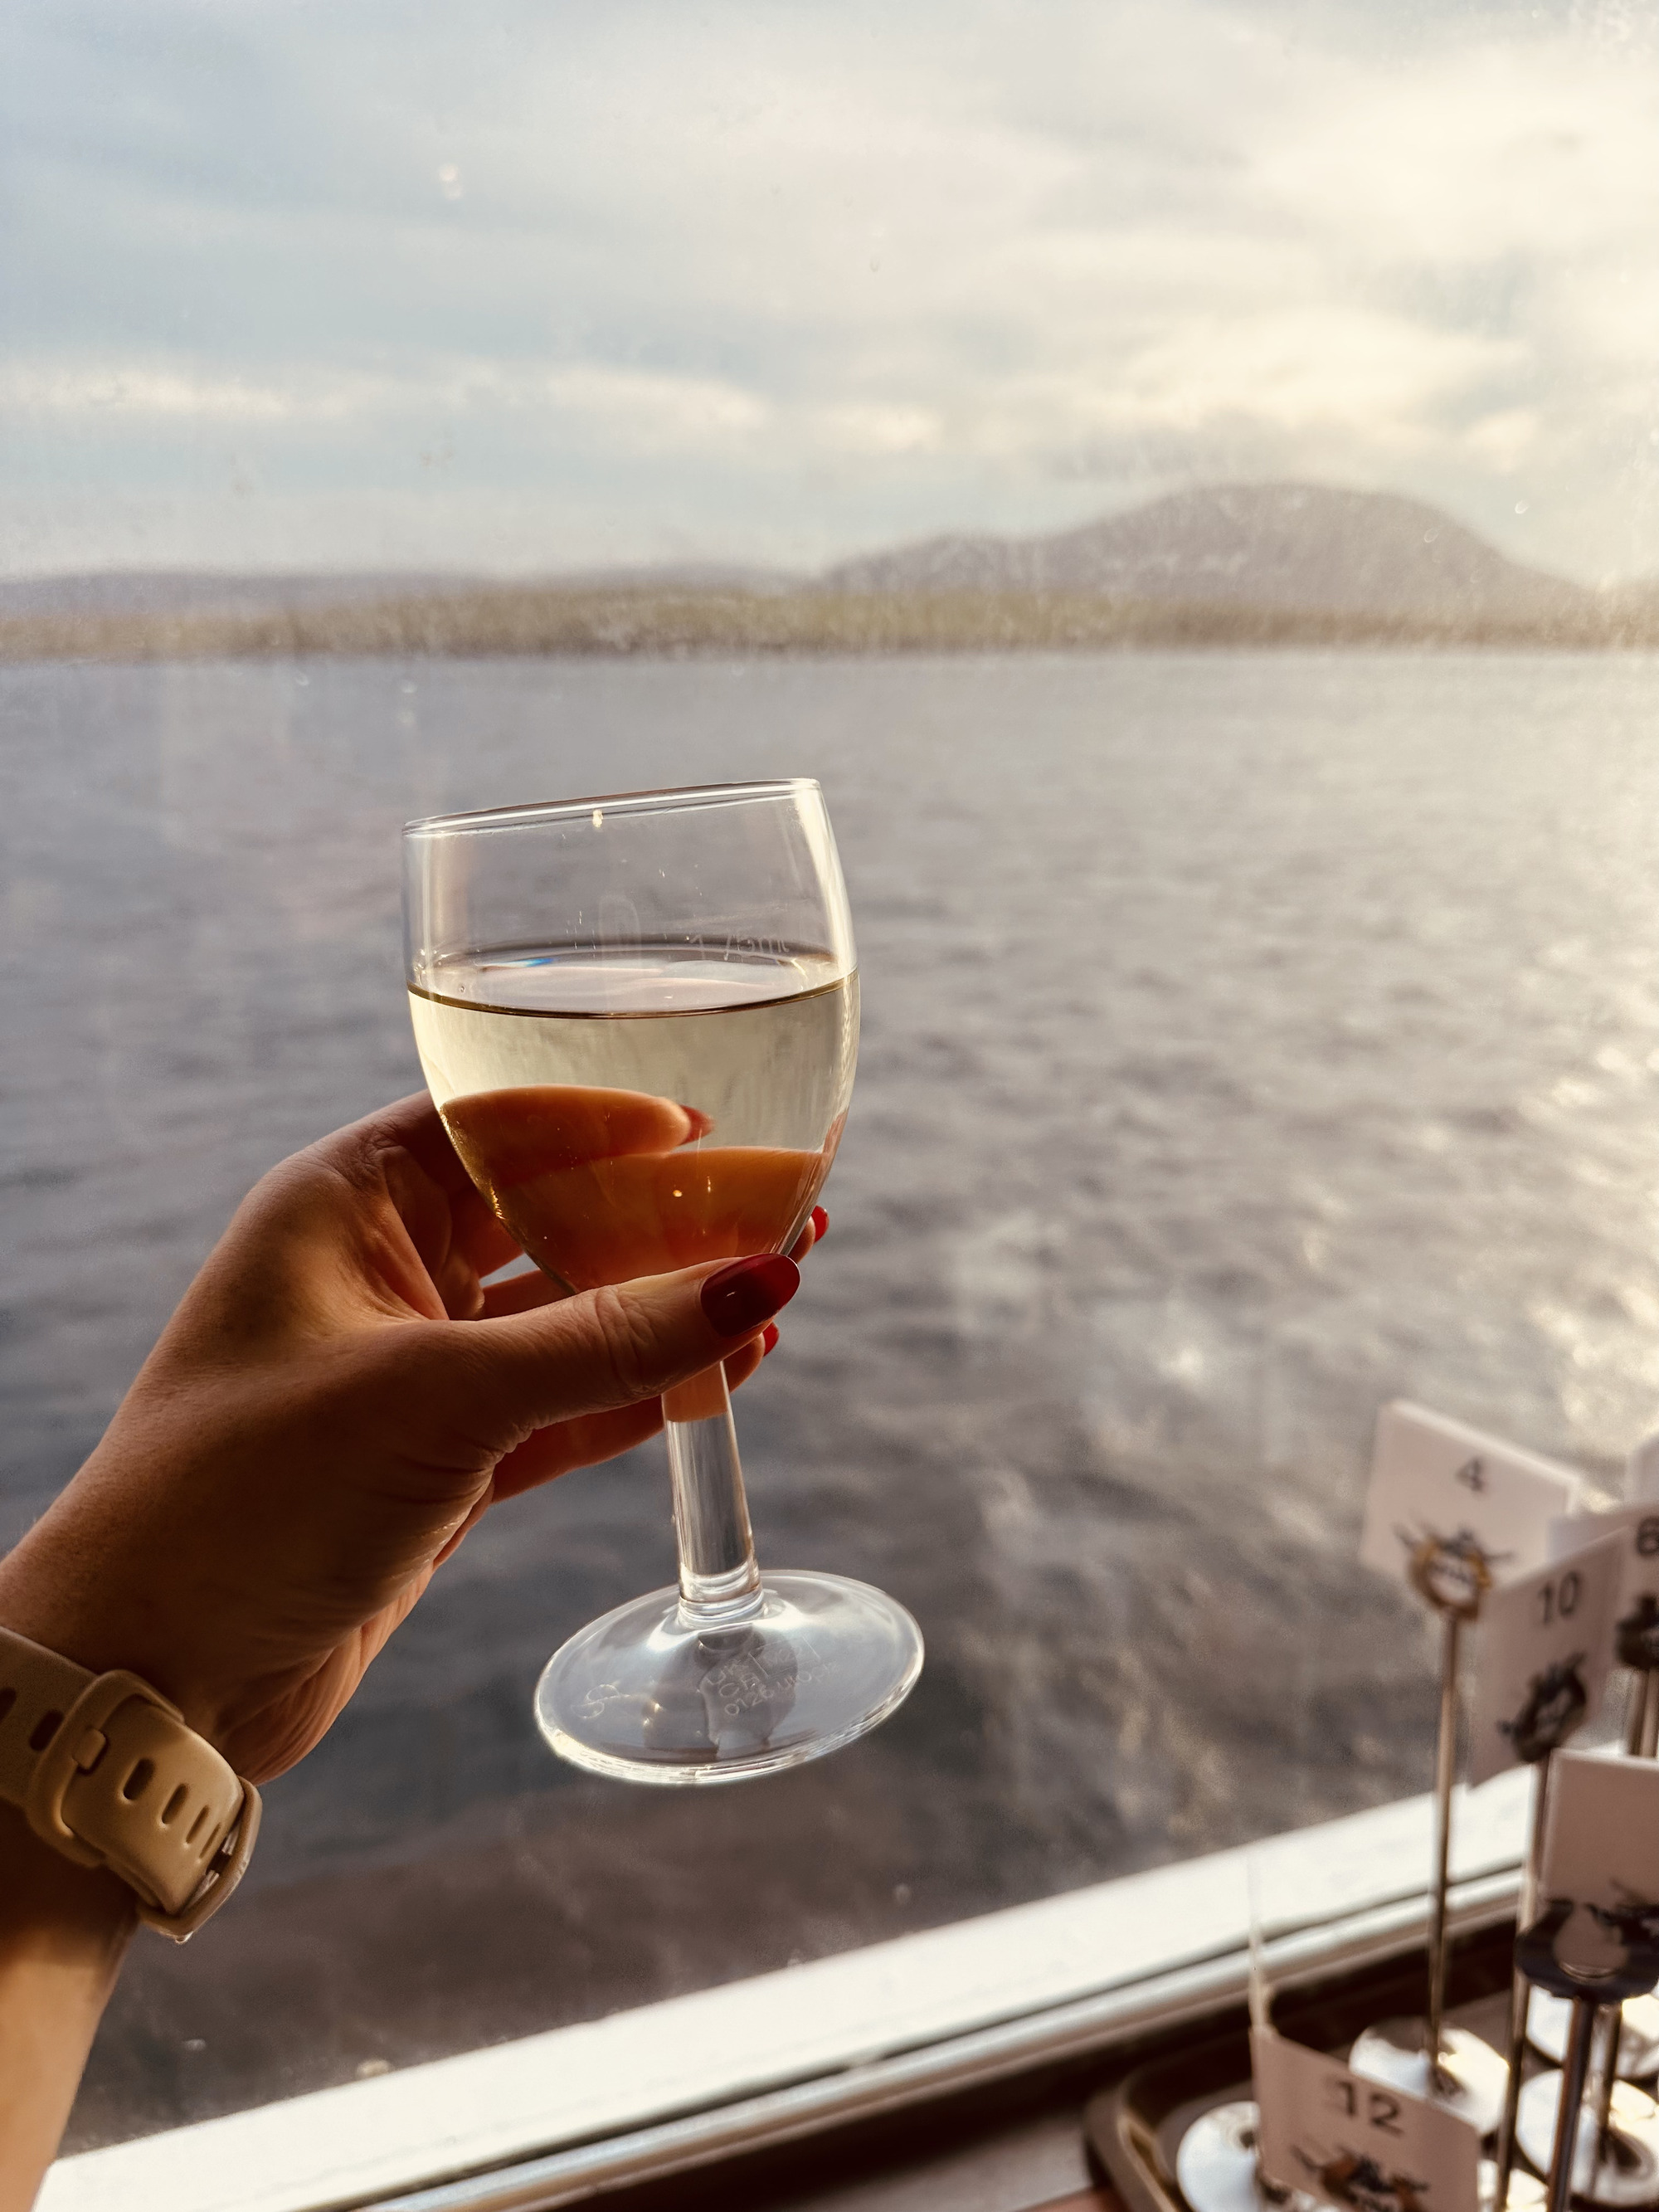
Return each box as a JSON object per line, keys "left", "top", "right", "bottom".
{"left": 403, "top": 780, "right": 923, "bottom": 1785}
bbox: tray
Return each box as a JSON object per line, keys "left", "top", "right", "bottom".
{"left": 1083, "top": 1923, "right": 1519, "bottom": 2212}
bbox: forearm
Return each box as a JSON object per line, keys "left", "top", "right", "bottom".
{"left": 0, "top": 1807, "right": 135, "bottom": 2212}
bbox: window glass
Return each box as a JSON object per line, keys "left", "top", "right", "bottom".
{"left": 3, "top": 0, "right": 1656, "bottom": 2151}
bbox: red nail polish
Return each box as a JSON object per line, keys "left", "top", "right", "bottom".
{"left": 677, "top": 1104, "right": 714, "bottom": 1141}
{"left": 811, "top": 1206, "right": 830, "bottom": 1241}
{"left": 761, "top": 1323, "right": 780, "bottom": 1356}
{"left": 700, "top": 1254, "right": 800, "bottom": 1336}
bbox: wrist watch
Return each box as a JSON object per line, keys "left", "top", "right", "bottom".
{"left": 0, "top": 1625, "right": 260, "bottom": 1941}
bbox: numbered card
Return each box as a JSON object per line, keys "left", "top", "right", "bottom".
{"left": 1550, "top": 1503, "right": 1659, "bottom": 1664}
{"left": 1360, "top": 1403, "right": 1582, "bottom": 1608}
{"left": 1629, "top": 1433, "right": 1659, "bottom": 1506}
{"left": 1252, "top": 2027, "right": 1481, "bottom": 2212}
{"left": 1467, "top": 1534, "right": 1621, "bottom": 1787}
{"left": 1541, "top": 1749, "right": 1659, "bottom": 1912}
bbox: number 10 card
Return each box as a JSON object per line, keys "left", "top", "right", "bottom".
{"left": 1463, "top": 1534, "right": 1621, "bottom": 1786}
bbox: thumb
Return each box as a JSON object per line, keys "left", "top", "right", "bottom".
{"left": 407, "top": 1252, "right": 801, "bottom": 1452}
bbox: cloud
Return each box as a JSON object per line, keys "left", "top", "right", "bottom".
{"left": 541, "top": 366, "right": 771, "bottom": 448}
{"left": 0, "top": 363, "right": 362, "bottom": 422}
{"left": 2, "top": 0, "right": 1657, "bottom": 578}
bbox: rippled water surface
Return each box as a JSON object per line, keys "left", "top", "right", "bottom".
{"left": 2, "top": 650, "right": 1657, "bottom": 2141}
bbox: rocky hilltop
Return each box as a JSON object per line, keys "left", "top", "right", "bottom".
{"left": 824, "top": 483, "right": 1592, "bottom": 627}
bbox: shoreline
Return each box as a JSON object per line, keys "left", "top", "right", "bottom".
{"left": 7, "top": 584, "right": 1659, "bottom": 665}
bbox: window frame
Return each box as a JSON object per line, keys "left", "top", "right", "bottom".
{"left": 42, "top": 1772, "right": 1531, "bottom": 2212}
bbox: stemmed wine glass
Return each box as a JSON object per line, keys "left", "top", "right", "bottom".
{"left": 402, "top": 780, "right": 924, "bottom": 1785}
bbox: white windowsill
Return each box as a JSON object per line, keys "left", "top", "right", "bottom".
{"left": 42, "top": 1772, "right": 1532, "bottom": 2212}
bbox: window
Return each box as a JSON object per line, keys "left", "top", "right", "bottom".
{"left": 2, "top": 0, "right": 1653, "bottom": 2175}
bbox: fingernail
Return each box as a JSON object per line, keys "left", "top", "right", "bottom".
{"left": 678, "top": 1104, "right": 714, "bottom": 1142}
{"left": 811, "top": 1206, "right": 830, "bottom": 1241}
{"left": 762, "top": 1323, "right": 780, "bottom": 1356}
{"left": 700, "top": 1254, "right": 800, "bottom": 1336}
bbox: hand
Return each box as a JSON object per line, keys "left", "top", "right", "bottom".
{"left": 442, "top": 1082, "right": 837, "bottom": 1288}
{"left": 0, "top": 1094, "right": 817, "bottom": 1787}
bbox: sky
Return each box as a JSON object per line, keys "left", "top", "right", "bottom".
{"left": 2, "top": 0, "right": 1657, "bottom": 582}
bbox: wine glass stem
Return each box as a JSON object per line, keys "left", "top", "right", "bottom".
{"left": 664, "top": 1362, "right": 765, "bottom": 1625}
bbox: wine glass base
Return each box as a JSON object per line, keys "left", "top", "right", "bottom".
{"left": 1174, "top": 2100, "right": 1319, "bottom": 2212}
{"left": 534, "top": 1570, "right": 924, "bottom": 1786}
{"left": 1515, "top": 2072, "right": 1659, "bottom": 2205}
{"left": 1348, "top": 2020, "right": 1510, "bottom": 2135}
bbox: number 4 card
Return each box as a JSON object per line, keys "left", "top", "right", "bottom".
{"left": 1252, "top": 2026, "right": 1480, "bottom": 2212}
{"left": 1466, "top": 1534, "right": 1622, "bottom": 1787}
{"left": 1360, "top": 1403, "right": 1582, "bottom": 1601}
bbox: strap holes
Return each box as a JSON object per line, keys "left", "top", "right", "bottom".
{"left": 28, "top": 1710, "right": 62, "bottom": 1752}
{"left": 197, "top": 1822, "right": 222, "bottom": 1860}
{"left": 121, "top": 1758, "right": 155, "bottom": 1802}
{"left": 186, "top": 1805, "right": 211, "bottom": 1845}
{"left": 0, "top": 1688, "right": 15, "bottom": 1725}
{"left": 161, "top": 1785, "right": 188, "bottom": 1826}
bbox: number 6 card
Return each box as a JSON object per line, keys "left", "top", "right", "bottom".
{"left": 1252, "top": 2027, "right": 1481, "bottom": 2212}
{"left": 1549, "top": 1503, "right": 1659, "bottom": 1667}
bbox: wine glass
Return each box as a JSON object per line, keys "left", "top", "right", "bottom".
{"left": 402, "top": 780, "right": 924, "bottom": 1785}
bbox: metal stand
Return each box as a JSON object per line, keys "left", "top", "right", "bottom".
{"left": 1622, "top": 1601, "right": 1659, "bottom": 1767}
{"left": 1525, "top": 1651, "right": 1659, "bottom": 2093}
{"left": 1429, "top": 1605, "right": 1462, "bottom": 2067}
{"left": 1550, "top": 1999, "right": 1603, "bottom": 2212}
{"left": 1351, "top": 1553, "right": 1508, "bottom": 2134}
{"left": 1511, "top": 1902, "right": 1659, "bottom": 2212}
{"left": 1496, "top": 1756, "right": 1558, "bottom": 2212}
{"left": 1627, "top": 1670, "right": 1654, "bottom": 1761}
{"left": 1515, "top": 2057, "right": 1659, "bottom": 2205}
{"left": 1496, "top": 1588, "right": 1659, "bottom": 2210}
{"left": 1529, "top": 1992, "right": 1659, "bottom": 2079}
{"left": 1174, "top": 2100, "right": 1317, "bottom": 2212}
{"left": 1173, "top": 1905, "right": 1317, "bottom": 2212}
{"left": 1599, "top": 2015, "right": 1625, "bottom": 2166}
{"left": 1484, "top": 2163, "right": 1547, "bottom": 2212}
{"left": 1508, "top": 1617, "right": 1659, "bottom": 2207}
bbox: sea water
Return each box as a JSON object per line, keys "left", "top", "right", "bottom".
{"left": 2, "top": 649, "right": 1656, "bottom": 2138}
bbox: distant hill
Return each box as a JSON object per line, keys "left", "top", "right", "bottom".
{"left": 824, "top": 483, "right": 1593, "bottom": 626}
{"left": 0, "top": 572, "right": 480, "bottom": 621}
{"left": 4, "top": 485, "right": 1656, "bottom": 660}
{"left": 0, "top": 561, "right": 791, "bottom": 624}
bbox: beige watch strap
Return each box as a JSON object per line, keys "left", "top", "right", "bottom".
{"left": 0, "top": 1625, "right": 260, "bottom": 1942}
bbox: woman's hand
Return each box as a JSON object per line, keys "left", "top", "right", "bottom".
{"left": 0, "top": 1094, "right": 814, "bottom": 1787}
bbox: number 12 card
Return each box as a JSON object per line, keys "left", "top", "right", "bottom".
{"left": 1252, "top": 2027, "right": 1481, "bottom": 2212}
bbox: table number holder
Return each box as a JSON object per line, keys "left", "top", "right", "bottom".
{"left": 1170, "top": 1867, "right": 1318, "bottom": 2212}
{"left": 1513, "top": 1903, "right": 1659, "bottom": 2212}
{"left": 1349, "top": 1530, "right": 1510, "bottom": 2130}
{"left": 1509, "top": 1749, "right": 1659, "bottom": 2210}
